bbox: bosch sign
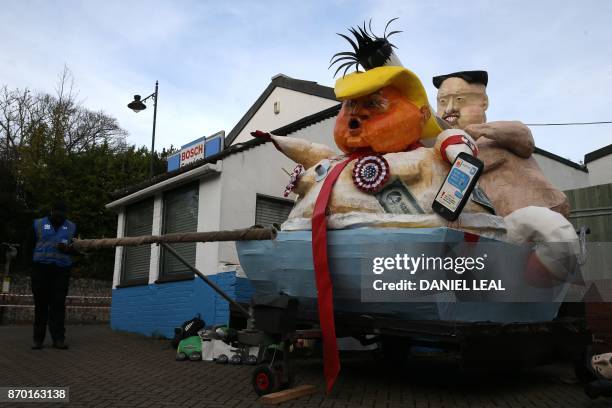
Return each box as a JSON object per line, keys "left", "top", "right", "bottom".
{"left": 166, "top": 131, "right": 225, "bottom": 172}
{"left": 180, "top": 143, "right": 204, "bottom": 166}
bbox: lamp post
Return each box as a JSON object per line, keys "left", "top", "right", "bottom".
{"left": 127, "top": 80, "right": 159, "bottom": 177}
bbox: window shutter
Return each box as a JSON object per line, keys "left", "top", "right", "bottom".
{"left": 255, "top": 195, "right": 293, "bottom": 227}
{"left": 161, "top": 183, "right": 199, "bottom": 277}
{"left": 122, "top": 199, "right": 154, "bottom": 284}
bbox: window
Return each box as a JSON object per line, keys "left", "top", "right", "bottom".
{"left": 255, "top": 195, "right": 293, "bottom": 227}
{"left": 121, "top": 199, "right": 154, "bottom": 285}
{"left": 160, "top": 183, "right": 199, "bottom": 280}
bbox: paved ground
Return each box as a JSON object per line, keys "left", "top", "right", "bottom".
{"left": 0, "top": 325, "right": 610, "bottom": 407}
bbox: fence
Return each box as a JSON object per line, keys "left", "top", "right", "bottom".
{"left": 0, "top": 274, "right": 111, "bottom": 324}
{"left": 565, "top": 182, "right": 612, "bottom": 345}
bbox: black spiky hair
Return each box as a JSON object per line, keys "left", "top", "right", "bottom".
{"left": 329, "top": 18, "right": 402, "bottom": 78}
{"left": 432, "top": 71, "right": 489, "bottom": 89}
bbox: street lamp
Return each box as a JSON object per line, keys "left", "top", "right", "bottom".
{"left": 127, "top": 80, "right": 159, "bottom": 177}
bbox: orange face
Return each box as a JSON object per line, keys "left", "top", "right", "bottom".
{"left": 334, "top": 86, "right": 430, "bottom": 154}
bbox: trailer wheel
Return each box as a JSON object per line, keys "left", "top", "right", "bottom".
{"left": 252, "top": 365, "right": 277, "bottom": 396}
{"left": 268, "top": 362, "right": 294, "bottom": 388}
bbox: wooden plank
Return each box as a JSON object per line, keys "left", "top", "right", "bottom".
{"left": 260, "top": 385, "right": 316, "bottom": 405}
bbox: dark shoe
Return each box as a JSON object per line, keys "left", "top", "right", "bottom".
{"left": 52, "top": 340, "right": 68, "bottom": 350}
{"left": 31, "top": 342, "right": 43, "bottom": 350}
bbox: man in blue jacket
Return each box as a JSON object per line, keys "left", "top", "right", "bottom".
{"left": 30, "top": 202, "right": 77, "bottom": 350}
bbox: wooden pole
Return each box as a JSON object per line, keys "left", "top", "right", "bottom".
{"left": 71, "top": 227, "right": 276, "bottom": 251}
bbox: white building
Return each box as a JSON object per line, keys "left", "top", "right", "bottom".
{"left": 107, "top": 75, "right": 339, "bottom": 336}
{"left": 533, "top": 147, "right": 589, "bottom": 191}
{"left": 225, "top": 73, "right": 339, "bottom": 147}
{"left": 584, "top": 144, "right": 612, "bottom": 187}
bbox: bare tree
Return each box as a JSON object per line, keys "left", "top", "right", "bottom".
{"left": 0, "top": 66, "right": 126, "bottom": 165}
{"left": 0, "top": 86, "right": 39, "bottom": 161}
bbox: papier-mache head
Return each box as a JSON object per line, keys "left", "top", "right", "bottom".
{"left": 330, "top": 19, "right": 443, "bottom": 154}
{"left": 433, "top": 70, "right": 489, "bottom": 129}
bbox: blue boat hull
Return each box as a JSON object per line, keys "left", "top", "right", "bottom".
{"left": 236, "top": 228, "right": 563, "bottom": 324}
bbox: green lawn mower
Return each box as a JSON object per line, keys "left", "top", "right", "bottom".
{"left": 173, "top": 314, "right": 205, "bottom": 362}
{"left": 175, "top": 335, "right": 203, "bottom": 361}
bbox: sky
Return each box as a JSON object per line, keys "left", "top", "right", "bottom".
{"left": 1, "top": 0, "right": 611, "bottom": 163}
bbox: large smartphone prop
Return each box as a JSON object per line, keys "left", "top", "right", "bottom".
{"left": 432, "top": 152, "right": 484, "bottom": 221}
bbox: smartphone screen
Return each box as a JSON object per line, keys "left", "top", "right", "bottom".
{"left": 432, "top": 152, "right": 483, "bottom": 221}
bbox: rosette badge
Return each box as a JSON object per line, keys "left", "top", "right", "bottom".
{"left": 352, "top": 155, "right": 390, "bottom": 193}
{"left": 284, "top": 164, "right": 305, "bottom": 197}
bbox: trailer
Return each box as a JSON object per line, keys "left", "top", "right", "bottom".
{"left": 73, "top": 226, "right": 592, "bottom": 396}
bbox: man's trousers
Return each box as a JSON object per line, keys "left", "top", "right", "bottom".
{"left": 31, "top": 263, "right": 70, "bottom": 343}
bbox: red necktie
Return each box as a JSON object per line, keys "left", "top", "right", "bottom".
{"left": 311, "top": 152, "right": 362, "bottom": 394}
{"left": 311, "top": 144, "right": 422, "bottom": 393}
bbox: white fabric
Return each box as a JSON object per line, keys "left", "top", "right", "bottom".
{"left": 504, "top": 206, "right": 580, "bottom": 281}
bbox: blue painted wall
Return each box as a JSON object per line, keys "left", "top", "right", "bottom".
{"left": 111, "top": 271, "right": 254, "bottom": 338}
